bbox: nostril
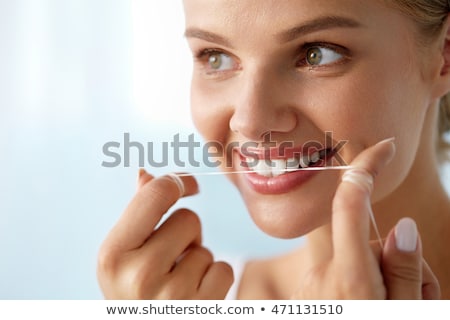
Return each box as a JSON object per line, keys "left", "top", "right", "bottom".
{"left": 229, "top": 110, "right": 297, "bottom": 141}
{"left": 229, "top": 112, "right": 270, "bottom": 140}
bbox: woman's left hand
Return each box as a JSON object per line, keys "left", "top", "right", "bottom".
{"left": 291, "top": 139, "right": 441, "bottom": 299}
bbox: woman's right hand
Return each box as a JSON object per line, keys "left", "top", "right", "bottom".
{"left": 97, "top": 170, "right": 234, "bottom": 299}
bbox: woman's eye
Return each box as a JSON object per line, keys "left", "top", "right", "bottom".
{"left": 207, "top": 52, "right": 235, "bottom": 71}
{"left": 305, "top": 46, "right": 343, "bottom": 66}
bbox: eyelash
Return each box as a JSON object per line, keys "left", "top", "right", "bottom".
{"left": 193, "top": 42, "right": 349, "bottom": 73}
{"left": 195, "top": 48, "right": 223, "bottom": 60}
{"left": 296, "top": 42, "right": 349, "bottom": 69}
{"left": 194, "top": 48, "right": 239, "bottom": 73}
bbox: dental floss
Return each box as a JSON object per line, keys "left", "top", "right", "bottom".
{"left": 166, "top": 173, "right": 186, "bottom": 197}
{"left": 370, "top": 211, "right": 384, "bottom": 249}
{"left": 342, "top": 170, "right": 384, "bottom": 248}
{"left": 175, "top": 165, "right": 354, "bottom": 177}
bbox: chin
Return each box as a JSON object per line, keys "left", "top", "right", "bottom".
{"left": 236, "top": 177, "right": 337, "bottom": 239}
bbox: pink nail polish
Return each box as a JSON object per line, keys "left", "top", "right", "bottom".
{"left": 395, "top": 217, "right": 418, "bottom": 252}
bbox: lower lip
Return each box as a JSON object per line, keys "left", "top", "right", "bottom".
{"left": 244, "top": 169, "right": 318, "bottom": 194}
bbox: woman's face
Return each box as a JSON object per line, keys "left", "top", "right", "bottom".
{"left": 183, "top": 0, "right": 439, "bottom": 238}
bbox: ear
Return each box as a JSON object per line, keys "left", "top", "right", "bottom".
{"left": 432, "top": 15, "right": 450, "bottom": 99}
{"left": 440, "top": 18, "right": 450, "bottom": 77}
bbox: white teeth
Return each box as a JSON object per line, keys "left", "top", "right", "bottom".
{"left": 254, "top": 159, "right": 273, "bottom": 177}
{"left": 250, "top": 150, "right": 325, "bottom": 177}
{"left": 299, "top": 154, "right": 310, "bottom": 168}
{"left": 310, "top": 151, "right": 320, "bottom": 164}
{"left": 245, "top": 157, "right": 257, "bottom": 167}
{"left": 272, "top": 159, "right": 287, "bottom": 177}
{"left": 286, "top": 157, "right": 299, "bottom": 169}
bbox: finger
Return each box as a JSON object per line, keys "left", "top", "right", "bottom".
{"left": 421, "top": 259, "right": 441, "bottom": 300}
{"left": 382, "top": 218, "right": 422, "bottom": 299}
{"left": 171, "top": 246, "right": 214, "bottom": 292}
{"left": 104, "top": 174, "right": 199, "bottom": 252}
{"left": 198, "top": 262, "right": 234, "bottom": 299}
{"left": 142, "top": 209, "right": 203, "bottom": 271}
{"left": 136, "top": 168, "right": 154, "bottom": 190}
{"left": 332, "top": 138, "right": 395, "bottom": 262}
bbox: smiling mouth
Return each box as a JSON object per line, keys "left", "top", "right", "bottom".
{"left": 243, "top": 148, "right": 334, "bottom": 178}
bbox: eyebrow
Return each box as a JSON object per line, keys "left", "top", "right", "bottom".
{"left": 184, "top": 28, "right": 234, "bottom": 48}
{"left": 184, "top": 15, "right": 363, "bottom": 47}
{"left": 278, "top": 16, "right": 363, "bottom": 43}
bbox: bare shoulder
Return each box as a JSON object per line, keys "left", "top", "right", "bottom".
{"left": 236, "top": 248, "right": 306, "bottom": 299}
{"left": 236, "top": 258, "right": 274, "bottom": 299}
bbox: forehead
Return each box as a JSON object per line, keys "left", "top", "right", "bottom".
{"left": 183, "top": 0, "right": 380, "bottom": 28}
{"left": 182, "top": 0, "right": 419, "bottom": 57}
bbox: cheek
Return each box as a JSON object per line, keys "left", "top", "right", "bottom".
{"left": 306, "top": 66, "right": 427, "bottom": 202}
{"left": 190, "top": 78, "right": 233, "bottom": 144}
{"left": 304, "top": 51, "right": 427, "bottom": 147}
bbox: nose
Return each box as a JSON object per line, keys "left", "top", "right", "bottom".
{"left": 229, "top": 67, "right": 297, "bottom": 141}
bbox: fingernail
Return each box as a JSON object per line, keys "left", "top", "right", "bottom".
{"left": 137, "top": 168, "right": 146, "bottom": 184}
{"left": 342, "top": 168, "right": 374, "bottom": 193}
{"left": 395, "top": 217, "right": 418, "bottom": 252}
{"left": 136, "top": 168, "right": 148, "bottom": 190}
{"left": 376, "top": 137, "right": 396, "bottom": 145}
{"left": 377, "top": 137, "right": 396, "bottom": 165}
{"left": 165, "top": 173, "right": 186, "bottom": 197}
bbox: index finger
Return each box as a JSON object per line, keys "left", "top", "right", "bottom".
{"left": 104, "top": 172, "right": 199, "bottom": 252}
{"left": 332, "top": 138, "right": 395, "bottom": 263}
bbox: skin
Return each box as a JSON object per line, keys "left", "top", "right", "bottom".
{"left": 97, "top": 0, "right": 450, "bottom": 299}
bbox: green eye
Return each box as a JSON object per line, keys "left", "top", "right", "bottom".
{"left": 205, "top": 52, "right": 235, "bottom": 71}
{"left": 304, "top": 46, "right": 344, "bottom": 67}
{"left": 208, "top": 53, "right": 223, "bottom": 69}
{"left": 306, "top": 47, "right": 323, "bottom": 65}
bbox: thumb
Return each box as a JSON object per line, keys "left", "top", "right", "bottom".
{"left": 382, "top": 217, "right": 423, "bottom": 299}
{"left": 331, "top": 137, "right": 396, "bottom": 260}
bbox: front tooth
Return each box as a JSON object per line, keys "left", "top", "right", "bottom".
{"left": 246, "top": 157, "right": 257, "bottom": 168}
{"left": 286, "top": 157, "right": 300, "bottom": 173}
{"left": 286, "top": 157, "right": 299, "bottom": 169}
{"left": 254, "top": 159, "right": 272, "bottom": 177}
{"left": 310, "top": 151, "right": 320, "bottom": 164}
{"left": 272, "top": 159, "right": 287, "bottom": 177}
{"left": 299, "top": 154, "right": 310, "bottom": 168}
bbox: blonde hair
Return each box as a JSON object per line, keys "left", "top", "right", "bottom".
{"left": 384, "top": 0, "right": 450, "bottom": 150}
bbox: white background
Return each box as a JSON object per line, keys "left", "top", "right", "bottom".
{"left": 0, "top": 0, "right": 301, "bottom": 299}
